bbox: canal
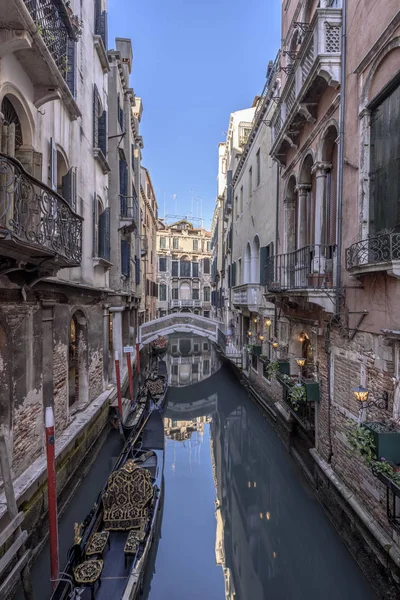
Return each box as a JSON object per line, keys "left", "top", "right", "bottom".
{"left": 21, "top": 335, "right": 376, "bottom": 599}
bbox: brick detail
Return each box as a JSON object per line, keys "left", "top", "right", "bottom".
{"left": 53, "top": 341, "right": 68, "bottom": 432}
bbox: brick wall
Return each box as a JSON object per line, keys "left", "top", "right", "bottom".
{"left": 53, "top": 341, "right": 69, "bottom": 432}
{"left": 89, "top": 349, "right": 104, "bottom": 402}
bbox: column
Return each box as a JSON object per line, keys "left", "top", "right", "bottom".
{"left": 110, "top": 307, "right": 124, "bottom": 382}
{"left": 294, "top": 184, "right": 311, "bottom": 287}
{"left": 103, "top": 304, "right": 110, "bottom": 384}
{"left": 284, "top": 197, "right": 297, "bottom": 289}
{"left": 311, "top": 162, "right": 331, "bottom": 278}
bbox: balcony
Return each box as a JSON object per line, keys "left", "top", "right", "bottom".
{"left": 270, "top": 8, "right": 341, "bottom": 164}
{"left": 170, "top": 299, "right": 203, "bottom": 309}
{"left": 232, "top": 284, "right": 263, "bottom": 311}
{"left": 0, "top": 152, "right": 83, "bottom": 271}
{"left": 120, "top": 195, "right": 138, "bottom": 232}
{"left": 265, "top": 244, "right": 336, "bottom": 310}
{"left": 140, "top": 235, "right": 148, "bottom": 257}
{"left": 0, "top": 1, "right": 81, "bottom": 118}
{"left": 346, "top": 232, "right": 400, "bottom": 279}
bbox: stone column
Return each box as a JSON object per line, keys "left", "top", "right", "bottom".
{"left": 41, "top": 300, "right": 55, "bottom": 411}
{"left": 311, "top": 162, "right": 331, "bottom": 277}
{"left": 295, "top": 184, "right": 311, "bottom": 249}
{"left": 284, "top": 197, "right": 297, "bottom": 254}
{"left": 110, "top": 307, "right": 124, "bottom": 382}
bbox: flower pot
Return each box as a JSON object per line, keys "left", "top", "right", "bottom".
{"left": 278, "top": 360, "right": 290, "bottom": 375}
{"left": 252, "top": 345, "right": 262, "bottom": 356}
{"left": 304, "top": 381, "right": 320, "bottom": 402}
{"left": 364, "top": 422, "right": 400, "bottom": 463}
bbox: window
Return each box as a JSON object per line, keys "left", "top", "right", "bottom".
{"left": 159, "top": 284, "right": 167, "bottom": 301}
{"left": 235, "top": 195, "right": 239, "bottom": 218}
{"left": 203, "top": 258, "right": 210, "bottom": 274}
{"left": 180, "top": 259, "right": 191, "bottom": 277}
{"left": 93, "top": 195, "right": 110, "bottom": 260}
{"left": 203, "top": 342, "right": 209, "bottom": 351}
{"left": 160, "top": 237, "right": 166, "bottom": 249}
{"left": 172, "top": 364, "right": 179, "bottom": 376}
{"left": 93, "top": 84, "right": 107, "bottom": 156}
{"left": 192, "top": 363, "right": 199, "bottom": 374}
{"left": 203, "top": 311, "right": 210, "bottom": 318}
{"left": 240, "top": 186, "right": 243, "bottom": 213}
{"left": 172, "top": 261, "right": 179, "bottom": 276}
{"left": 159, "top": 257, "right": 167, "bottom": 272}
{"left": 173, "top": 237, "right": 179, "bottom": 249}
{"left": 121, "top": 239, "right": 130, "bottom": 276}
{"left": 248, "top": 167, "right": 252, "bottom": 197}
{"left": 94, "top": 0, "right": 107, "bottom": 48}
{"left": 172, "top": 344, "right": 178, "bottom": 354}
{"left": 203, "top": 287, "right": 210, "bottom": 301}
{"left": 193, "top": 238, "right": 199, "bottom": 251}
{"left": 192, "top": 262, "right": 199, "bottom": 277}
{"left": 203, "top": 360, "right": 210, "bottom": 375}
{"left": 193, "top": 343, "right": 200, "bottom": 352}
{"left": 172, "top": 288, "right": 178, "bottom": 300}
{"left": 192, "top": 288, "right": 199, "bottom": 300}
{"left": 206, "top": 241, "right": 211, "bottom": 252}
{"left": 256, "top": 149, "right": 261, "bottom": 186}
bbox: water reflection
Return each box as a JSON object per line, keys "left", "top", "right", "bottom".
{"left": 144, "top": 335, "right": 375, "bottom": 600}
{"left": 166, "top": 332, "right": 221, "bottom": 387}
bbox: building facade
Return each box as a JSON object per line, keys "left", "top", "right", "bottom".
{"left": 217, "top": 0, "right": 400, "bottom": 594}
{"left": 156, "top": 219, "right": 212, "bottom": 317}
{"left": 140, "top": 166, "right": 158, "bottom": 322}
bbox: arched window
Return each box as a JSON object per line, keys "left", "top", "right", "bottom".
{"left": 244, "top": 243, "right": 251, "bottom": 283}
{"left": 1, "top": 96, "right": 23, "bottom": 150}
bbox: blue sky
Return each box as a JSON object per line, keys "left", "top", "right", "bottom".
{"left": 108, "top": 0, "right": 281, "bottom": 230}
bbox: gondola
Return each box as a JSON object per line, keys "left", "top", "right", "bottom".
{"left": 151, "top": 335, "right": 168, "bottom": 356}
{"left": 121, "top": 385, "right": 149, "bottom": 438}
{"left": 146, "top": 359, "right": 168, "bottom": 411}
{"left": 50, "top": 408, "right": 165, "bottom": 600}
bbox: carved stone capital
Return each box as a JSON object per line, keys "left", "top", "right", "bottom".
{"left": 311, "top": 161, "right": 332, "bottom": 176}
{"left": 295, "top": 183, "right": 311, "bottom": 194}
{"left": 283, "top": 197, "right": 296, "bottom": 207}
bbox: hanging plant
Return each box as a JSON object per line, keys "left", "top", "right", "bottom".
{"left": 288, "top": 383, "right": 306, "bottom": 411}
{"left": 266, "top": 360, "right": 280, "bottom": 380}
{"left": 346, "top": 421, "right": 376, "bottom": 466}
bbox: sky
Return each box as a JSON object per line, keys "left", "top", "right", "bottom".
{"left": 108, "top": 0, "right": 281, "bottom": 231}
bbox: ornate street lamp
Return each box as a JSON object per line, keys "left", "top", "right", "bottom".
{"left": 296, "top": 358, "right": 306, "bottom": 384}
{"left": 265, "top": 317, "right": 272, "bottom": 328}
{"left": 352, "top": 386, "right": 389, "bottom": 410}
{"left": 271, "top": 341, "right": 279, "bottom": 349}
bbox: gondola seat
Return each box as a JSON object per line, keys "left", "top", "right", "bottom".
{"left": 86, "top": 531, "right": 110, "bottom": 557}
{"left": 147, "top": 377, "right": 164, "bottom": 398}
{"left": 102, "top": 459, "right": 153, "bottom": 531}
{"left": 68, "top": 544, "right": 103, "bottom": 600}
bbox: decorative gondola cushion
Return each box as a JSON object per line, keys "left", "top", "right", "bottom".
{"left": 85, "top": 531, "right": 109, "bottom": 556}
{"left": 73, "top": 559, "right": 103, "bottom": 584}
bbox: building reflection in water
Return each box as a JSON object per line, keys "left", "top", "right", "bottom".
{"left": 150, "top": 334, "right": 374, "bottom": 600}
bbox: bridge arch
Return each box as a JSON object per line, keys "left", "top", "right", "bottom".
{"left": 139, "top": 313, "right": 225, "bottom": 349}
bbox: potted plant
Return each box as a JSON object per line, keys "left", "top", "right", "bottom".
{"left": 363, "top": 422, "right": 400, "bottom": 463}
{"left": 266, "top": 360, "right": 280, "bottom": 380}
{"left": 277, "top": 359, "right": 290, "bottom": 375}
{"left": 288, "top": 383, "right": 306, "bottom": 411}
{"left": 303, "top": 380, "right": 320, "bottom": 402}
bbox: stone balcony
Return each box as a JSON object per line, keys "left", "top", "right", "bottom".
{"left": 265, "top": 244, "right": 337, "bottom": 311}
{"left": 270, "top": 7, "right": 342, "bottom": 164}
{"left": 170, "top": 299, "right": 203, "bottom": 309}
{"left": 346, "top": 232, "right": 400, "bottom": 279}
{"left": 0, "top": 152, "right": 83, "bottom": 273}
{"left": 232, "top": 284, "right": 264, "bottom": 311}
{"left": 0, "top": 0, "right": 81, "bottom": 118}
{"left": 120, "top": 195, "right": 139, "bottom": 233}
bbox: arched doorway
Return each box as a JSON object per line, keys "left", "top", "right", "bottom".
{"left": 68, "top": 312, "right": 88, "bottom": 408}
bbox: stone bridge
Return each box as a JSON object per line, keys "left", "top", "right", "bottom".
{"left": 139, "top": 313, "right": 226, "bottom": 349}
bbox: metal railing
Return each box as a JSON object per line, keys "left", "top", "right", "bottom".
{"left": 0, "top": 152, "right": 82, "bottom": 265}
{"left": 346, "top": 232, "right": 400, "bottom": 270}
{"left": 265, "top": 244, "right": 336, "bottom": 292}
{"left": 120, "top": 195, "right": 139, "bottom": 225}
{"left": 170, "top": 299, "right": 202, "bottom": 308}
{"left": 25, "top": 0, "right": 78, "bottom": 80}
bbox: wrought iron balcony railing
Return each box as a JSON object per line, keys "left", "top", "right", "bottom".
{"left": 25, "top": 0, "right": 80, "bottom": 81}
{"left": 346, "top": 232, "right": 400, "bottom": 271}
{"left": 265, "top": 244, "right": 336, "bottom": 292}
{"left": 120, "top": 195, "right": 139, "bottom": 228}
{"left": 0, "top": 153, "right": 83, "bottom": 266}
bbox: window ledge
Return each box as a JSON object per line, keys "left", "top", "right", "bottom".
{"left": 93, "top": 35, "right": 110, "bottom": 73}
{"left": 93, "top": 148, "right": 111, "bottom": 174}
{"left": 348, "top": 260, "right": 400, "bottom": 280}
{"left": 93, "top": 256, "right": 112, "bottom": 269}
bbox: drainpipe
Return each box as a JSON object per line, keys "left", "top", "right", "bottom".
{"left": 274, "top": 160, "right": 280, "bottom": 339}
{"left": 335, "top": 0, "right": 347, "bottom": 316}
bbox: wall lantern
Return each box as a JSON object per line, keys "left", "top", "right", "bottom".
{"left": 259, "top": 335, "right": 264, "bottom": 341}
{"left": 265, "top": 317, "right": 272, "bottom": 327}
{"left": 352, "top": 386, "right": 389, "bottom": 410}
{"left": 296, "top": 358, "right": 306, "bottom": 368}
{"left": 272, "top": 341, "right": 279, "bottom": 349}
{"left": 253, "top": 317, "right": 259, "bottom": 324}
{"left": 298, "top": 331, "right": 307, "bottom": 343}
{"left": 247, "top": 331, "right": 253, "bottom": 337}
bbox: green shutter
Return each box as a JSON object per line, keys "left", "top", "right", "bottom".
{"left": 260, "top": 246, "right": 268, "bottom": 285}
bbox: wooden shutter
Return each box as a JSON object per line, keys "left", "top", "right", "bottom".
{"left": 232, "top": 262, "right": 236, "bottom": 286}
{"left": 50, "top": 138, "right": 57, "bottom": 191}
{"left": 260, "top": 246, "right": 268, "bottom": 285}
{"left": 370, "top": 84, "right": 400, "bottom": 234}
{"left": 99, "top": 207, "right": 110, "bottom": 260}
{"left": 93, "top": 84, "right": 99, "bottom": 148}
{"left": 119, "top": 157, "right": 128, "bottom": 197}
{"left": 62, "top": 168, "right": 77, "bottom": 208}
{"left": 66, "top": 38, "right": 76, "bottom": 98}
{"left": 227, "top": 264, "right": 231, "bottom": 288}
{"left": 135, "top": 255, "right": 140, "bottom": 284}
{"left": 121, "top": 239, "right": 130, "bottom": 276}
{"left": 93, "top": 193, "right": 99, "bottom": 256}
{"left": 98, "top": 110, "right": 107, "bottom": 156}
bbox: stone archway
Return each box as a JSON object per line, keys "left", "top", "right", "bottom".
{"left": 68, "top": 311, "right": 88, "bottom": 408}
{"left": 298, "top": 153, "right": 315, "bottom": 248}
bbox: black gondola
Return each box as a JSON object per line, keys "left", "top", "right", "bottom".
{"left": 146, "top": 359, "right": 168, "bottom": 411}
{"left": 50, "top": 409, "right": 165, "bottom": 600}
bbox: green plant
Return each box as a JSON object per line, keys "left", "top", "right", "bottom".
{"left": 372, "top": 459, "right": 400, "bottom": 487}
{"left": 347, "top": 421, "right": 376, "bottom": 465}
{"left": 288, "top": 383, "right": 306, "bottom": 411}
{"left": 266, "top": 360, "right": 279, "bottom": 380}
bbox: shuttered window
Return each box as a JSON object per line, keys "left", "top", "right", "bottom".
{"left": 232, "top": 262, "right": 236, "bottom": 287}
{"left": 93, "top": 85, "right": 99, "bottom": 148}
{"left": 66, "top": 39, "right": 76, "bottom": 98}
{"left": 203, "top": 258, "right": 210, "bottom": 274}
{"left": 370, "top": 82, "right": 400, "bottom": 234}
{"left": 135, "top": 256, "right": 140, "bottom": 284}
{"left": 159, "top": 257, "right": 167, "bottom": 272}
{"left": 62, "top": 168, "right": 77, "bottom": 210}
{"left": 171, "top": 261, "right": 178, "bottom": 276}
{"left": 121, "top": 239, "right": 130, "bottom": 276}
{"left": 98, "top": 110, "right": 107, "bottom": 156}
{"left": 98, "top": 208, "right": 110, "bottom": 261}
{"left": 192, "top": 262, "right": 199, "bottom": 277}
{"left": 94, "top": 0, "right": 108, "bottom": 49}
{"left": 93, "top": 193, "right": 99, "bottom": 256}
{"left": 203, "top": 286, "right": 210, "bottom": 301}
{"left": 159, "top": 284, "right": 167, "bottom": 301}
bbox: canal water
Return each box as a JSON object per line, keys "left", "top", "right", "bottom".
{"left": 21, "top": 334, "right": 376, "bottom": 599}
